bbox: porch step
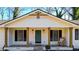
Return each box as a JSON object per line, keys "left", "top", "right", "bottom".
{"left": 34, "top": 46, "right": 44, "bottom": 51}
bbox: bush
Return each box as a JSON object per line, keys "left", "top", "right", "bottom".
{"left": 45, "top": 45, "right": 50, "bottom": 49}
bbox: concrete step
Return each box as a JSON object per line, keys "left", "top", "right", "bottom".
{"left": 34, "top": 46, "right": 44, "bottom": 51}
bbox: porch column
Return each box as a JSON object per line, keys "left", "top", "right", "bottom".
{"left": 48, "top": 28, "right": 50, "bottom": 45}
{"left": 4, "top": 28, "right": 8, "bottom": 47}
{"left": 27, "top": 28, "right": 29, "bottom": 47}
{"left": 69, "top": 28, "right": 73, "bottom": 48}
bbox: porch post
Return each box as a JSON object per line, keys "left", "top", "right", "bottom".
{"left": 69, "top": 28, "right": 73, "bottom": 48}
{"left": 48, "top": 28, "right": 50, "bottom": 45}
{"left": 27, "top": 27, "right": 29, "bottom": 47}
{"left": 4, "top": 28, "right": 8, "bottom": 47}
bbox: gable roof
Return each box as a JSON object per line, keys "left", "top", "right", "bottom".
{"left": 68, "top": 20, "right": 79, "bottom": 25}
{"left": 0, "top": 20, "right": 7, "bottom": 24}
{"left": 0, "top": 9, "right": 79, "bottom": 27}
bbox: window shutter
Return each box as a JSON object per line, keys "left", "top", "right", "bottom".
{"left": 75, "top": 29, "right": 78, "bottom": 40}
{"left": 15, "top": 30, "right": 17, "bottom": 41}
{"left": 24, "top": 30, "right": 26, "bottom": 41}
{"left": 59, "top": 30, "right": 62, "bottom": 38}
{"left": 50, "top": 30, "right": 53, "bottom": 41}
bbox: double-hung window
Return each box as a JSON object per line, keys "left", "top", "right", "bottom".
{"left": 75, "top": 29, "right": 79, "bottom": 40}
{"left": 50, "top": 30, "right": 62, "bottom": 41}
{"left": 15, "top": 30, "right": 26, "bottom": 41}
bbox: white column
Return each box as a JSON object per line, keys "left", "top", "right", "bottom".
{"left": 66, "top": 28, "right": 70, "bottom": 47}
{"left": 72, "top": 28, "right": 75, "bottom": 47}
{"left": 8, "top": 28, "right": 13, "bottom": 46}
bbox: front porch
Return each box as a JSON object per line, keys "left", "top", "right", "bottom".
{"left": 4, "top": 45, "right": 73, "bottom": 51}
{"left": 3, "top": 27, "right": 73, "bottom": 51}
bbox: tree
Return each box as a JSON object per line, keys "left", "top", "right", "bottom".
{"left": 43, "top": 7, "right": 67, "bottom": 18}
{"left": 5, "top": 7, "right": 12, "bottom": 20}
{"left": 4, "top": 7, "right": 29, "bottom": 20}
{"left": 12, "top": 7, "right": 20, "bottom": 19}
{"left": 54, "top": 7, "right": 67, "bottom": 18}
{"left": 11, "top": 7, "right": 28, "bottom": 19}
{"left": 43, "top": 7, "right": 54, "bottom": 14}
{"left": 66, "top": 7, "right": 79, "bottom": 20}
{"left": 0, "top": 7, "right": 5, "bottom": 20}
{"left": 7, "top": 7, "right": 20, "bottom": 19}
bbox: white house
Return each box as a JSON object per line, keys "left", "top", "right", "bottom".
{"left": 0, "top": 9, "right": 79, "bottom": 51}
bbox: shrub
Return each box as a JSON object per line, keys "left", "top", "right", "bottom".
{"left": 45, "top": 45, "right": 50, "bottom": 49}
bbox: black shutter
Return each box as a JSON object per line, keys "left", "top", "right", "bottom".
{"left": 15, "top": 30, "right": 17, "bottom": 41}
{"left": 50, "top": 30, "right": 53, "bottom": 41}
{"left": 75, "top": 29, "right": 78, "bottom": 40}
{"left": 24, "top": 30, "right": 26, "bottom": 41}
{"left": 59, "top": 30, "right": 62, "bottom": 38}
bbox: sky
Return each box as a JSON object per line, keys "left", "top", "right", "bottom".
{"left": 0, "top": 7, "right": 33, "bottom": 20}
{"left": 0, "top": 7, "right": 72, "bottom": 20}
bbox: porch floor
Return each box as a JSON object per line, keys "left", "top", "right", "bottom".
{"left": 3, "top": 45, "right": 73, "bottom": 51}
{"left": 9, "top": 45, "right": 67, "bottom": 47}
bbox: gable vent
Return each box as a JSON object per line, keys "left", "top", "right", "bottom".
{"left": 36, "top": 11, "right": 40, "bottom": 19}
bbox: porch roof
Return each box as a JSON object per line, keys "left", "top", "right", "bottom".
{"left": 4, "top": 18, "right": 72, "bottom": 28}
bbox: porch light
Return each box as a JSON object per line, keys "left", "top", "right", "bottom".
{"left": 32, "top": 29, "right": 34, "bottom": 31}
{"left": 43, "top": 29, "right": 45, "bottom": 31}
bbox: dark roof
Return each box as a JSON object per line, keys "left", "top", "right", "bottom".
{"left": 0, "top": 20, "right": 8, "bottom": 24}
{"left": 0, "top": 9, "right": 79, "bottom": 26}
{"left": 68, "top": 20, "right": 79, "bottom": 25}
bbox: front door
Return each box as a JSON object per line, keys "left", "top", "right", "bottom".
{"left": 35, "top": 30, "right": 41, "bottom": 43}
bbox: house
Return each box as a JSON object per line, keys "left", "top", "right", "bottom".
{"left": 0, "top": 9, "right": 79, "bottom": 51}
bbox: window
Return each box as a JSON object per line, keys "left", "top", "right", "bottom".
{"left": 75, "top": 29, "right": 79, "bottom": 40}
{"left": 53, "top": 30, "right": 58, "bottom": 41}
{"left": 15, "top": 30, "right": 26, "bottom": 41}
{"left": 50, "top": 30, "right": 62, "bottom": 41}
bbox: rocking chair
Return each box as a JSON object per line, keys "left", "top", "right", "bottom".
{"left": 58, "top": 37, "right": 65, "bottom": 46}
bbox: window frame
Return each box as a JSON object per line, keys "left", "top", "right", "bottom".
{"left": 50, "top": 30, "right": 62, "bottom": 41}
{"left": 75, "top": 29, "right": 79, "bottom": 40}
{"left": 15, "top": 30, "right": 27, "bottom": 41}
